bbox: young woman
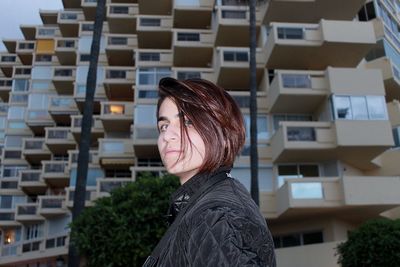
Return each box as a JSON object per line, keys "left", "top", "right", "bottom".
{"left": 143, "top": 77, "right": 276, "bottom": 267}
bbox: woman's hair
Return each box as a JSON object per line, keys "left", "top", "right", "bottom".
{"left": 157, "top": 77, "right": 245, "bottom": 173}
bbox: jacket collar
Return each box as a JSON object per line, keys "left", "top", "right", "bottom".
{"left": 166, "top": 166, "right": 231, "bottom": 225}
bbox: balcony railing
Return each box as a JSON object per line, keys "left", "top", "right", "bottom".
{"left": 56, "top": 39, "right": 77, "bottom": 49}
{"left": 47, "top": 129, "right": 69, "bottom": 139}
{"left": 24, "top": 139, "right": 45, "bottom": 150}
{"left": 17, "top": 205, "right": 38, "bottom": 215}
{"left": 20, "top": 171, "right": 41, "bottom": 182}
{"left": 43, "top": 162, "right": 67, "bottom": 173}
{"left": 40, "top": 197, "right": 64, "bottom": 209}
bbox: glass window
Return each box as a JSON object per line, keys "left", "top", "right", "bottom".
{"left": 351, "top": 96, "right": 368, "bottom": 120}
{"left": 102, "top": 142, "right": 124, "bottom": 153}
{"left": 8, "top": 122, "right": 27, "bottom": 129}
{"left": 177, "top": 33, "right": 200, "bottom": 41}
{"left": 367, "top": 96, "right": 386, "bottom": 119}
{"left": 277, "top": 27, "right": 304, "bottom": 39}
{"left": 28, "top": 94, "right": 51, "bottom": 109}
{"left": 244, "top": 114, "right": 269, "bottom": 140}
{"left": 31, "top": 81, "right": 51, "bottom": 91}
{"left": 31, "top": 67, "right": 52, "bottom": 80}
{"left": 223, "top": 51, "right": 248, "bottom": 62}
{"left": 335, "top": 96, "right": 352, "bottom": 119}
{"left": 230, "top": 167, "right": 273, "bottom": 192}
{"left": 177, "top": 71, "right": 201, "bottom": 80}
{"left": 135, "top": 105, "right": 157, "bottom": 125}
{"left": 221, "top": 10, "right": 246, "bottom": 19}
{"left": 277, "top": 164, "right": 319, "bottom": 187}
{"left": 12, "top": 79, "right": 30, "bottom": 92}
{"left": 139, "top": 52, "right": 160, "bottom": 61}
{"left": 303, "top": 231, "right": 324, "bottom": 245}
{"left": 79, "top": 36, "right": 105, "bottom": 53}
{"left": 35, "top": 55, "right": 52, "bottom": 62}
{"left": 76, "top": 66, "right": 104, "bottom": 84}
{"left": 8, "top": 107, "right": 26, "bottom": 120}
{"left": 70, "top": 168, "right": 104, "bottom": 186}
{"left": 0, "top": 196, "right": 12, "bottom": 209}
{"left": 393, "top": 127, "right": 400, "bottom": 147}
{"left": 5, "top": 136, "right": 24, "bottom": 148}
{"left": 140, "top": 18, "right": 161, "bottom": 27}
{"left": 281, "top": 74, "right": 311, "bottom": 88}
{"left": 137, "top": 67, "right": 171, "bottom": 85}
{"left": 0, "top": 117, "right": 6, "bottom": 129}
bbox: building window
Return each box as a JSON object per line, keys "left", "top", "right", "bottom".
{"left": 177, "top": 71, "right": 201, "bottom": 80}
{"left": 12, "top": 79, "right": 30, "bottom": 92}
{"left": 177, "top": 33, "right": 200, "bottom": 42}
{"left": 31, "top": 66, "right": 52, "bottom": 80}
{"left": 223, "top": 51, "right": 248, "bottom": 62}
{"left": 81, "top": 23, "right": 94, "bottom": 32}
{"left": 37, "top": 28, "right": 55, "bottom": 36}
{"left": 35, "top": 54, "right": 52, "bottom": 62}
{"left": 281, "top": 74, "right": 311, "bottom": 88}
{"left": 25, "top": 224, "right": 43, "bottom": 240}
{"left": 273, "top": 231, "right": 323, "bottom": 248}
{"left": 287, "top": 127, "right": 316, "bottom": 141}
{"left": 135, "top": 105, "right": 157, "bottom": 125}
{"left": 139, "top": 52, "right": 160, "bottom": 61}
{"left": 140, "top": 18, "right": 161, "bottom": 27}
{"left": 277, "top": 164, "right": 320, "bottom": 187}
{"left": 137, "top": 67, "right": 171, "bottom": 85}
{"left": 8, "top": 107, "right": 26, "bottom": 120}
{"left": 277, "top": 27, "right": 304, "bottom": 39}
{"left": 221, "top": 10, "right": 246, "bottom": 19}
{"left": 333, "top": 95, "right": 387, "bottom": 120}
{"left": 358, "top": 2, "right": 376, "bottom": 21}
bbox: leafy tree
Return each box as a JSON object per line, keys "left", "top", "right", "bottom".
{"left": 69, "top": 173, "right": 180, "bottom": 267}
{"left": 336, "top": 218, "right": 400, "bottom": 267}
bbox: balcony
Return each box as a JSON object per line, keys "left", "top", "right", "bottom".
{"left": 19, "top": 170, "right": 47, "bottom": 195}
{"left": 0, "top": 210, "right": 19, "bottom": 227}
{"left": 366, "top": 57, "right": 400, "bottom": 101}
{"left": 262, "top": 175, "right": 400, "bottom": 221}
{"left": 65, "top": 186, "right": 97, "bottom": 208}
{"left": 55, "top": 38, "right": 78, "bottom": 65}
{"left": 0, "top": 178, "right": 21, "bottom": 195}
{"left": 22, "top": 138, "right": 51, "bottom": 165}
{"left": 1, "top": 149, "right": 25, "bottom": 165}
{"left": 261, "top": 0, "right": 366, "bottom": 24}
{"left": 103, "top": 67, "right": 135, "bottom": 100}
{"left": 35, "top": 26, "right": 60, "bottom": 39}
{"left": 105, "top": 34, "right": 137, "bottom": 66}
{"left": 173, "top": 0, "right": 213, "bottom": 29}
{"left": 98, "top": 138, "right": 135, "bottom": 166}
{"left": 38, "top": 196, "right": 67, "bottom": 218}
{"left": 135, "top": 49, "right": 172, "bottom": 66}
{"left": 172, "top": 30, "right": 214, "bottom": 67}
{"left": 137, "top": 15, "right": 172, "bottom": 49}
{"left": 68, "top": 150, "right": 99, "bottom": 169}
{"left": 13, "top": 66, "right": 32, "bottom": 78}
{"left": 57, "top": 11, "right": 84, "bottom": 37}
{"left": 0, "top": 54, "right": 20, "bottom": 77}
{"left": 107, "top": 4, "right": 139, "bottom": 34}
{"left": 96, "top": 178, "right": 133, "bottom": 198}
{"left": 42, "top": 161, "right": 69, "bottom": 187}
{"left": 81, "top": 0, "right": 98, "bottom": 20}
{"left": 45, "top": 128, "right": 76, "bottom": 154}
{"left": 100, "top": 102, "right": 133, "bottom": 132}
{"left": 48, "top": 96, "right": 79, "bottom": 125}
{"left": 214, "top": 47, "right": 264, "bottom": 90}
{"left": 39, "top": 9, "right": 58, "bottom": 25}
{"left": 15, "top": 41, "right": 35, "bottom": 65}
{"left": 73, "top": 84, "right": 107, "bottom": 113}
{"left": 268, "top": 70, "right": 329, "bottom": 113}
{"left": 138, "top": 0, "right": 172, "bottom": 15}
{"left": 264, "top": 20, "right": 376, "bottom": 70}
{"left": 271, "top": 120, "right": 393, "bottom": 169}
{"left": 52, "top": 67, "right": 76, "bottom": 95}
{"left": 214, "top": 5, "right": 262, "bottom": 46}
{"left": 15, "top": 204, "right": 44, "bottom": 223}
{"left": 25, "top": 110, "right": 55, "bottom": 136}
{"left": 132, "top": 104, "right": 159, "bottom": 158}
{"left": 0, "top": 78, "right": 12, "bottom": 102}
{"left": 71, "top": 115, "right": 104, "bottom": 146}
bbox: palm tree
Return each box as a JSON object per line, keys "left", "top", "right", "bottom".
{"left": 67, "top": 0, "right": 107, "bottom": 265}
{"left": 249, "top": 0, "right": 259, "bottom": 205}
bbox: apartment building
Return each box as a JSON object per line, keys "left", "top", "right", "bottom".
{"left": 0, "top": 0, "right": 399, "bottom": 266}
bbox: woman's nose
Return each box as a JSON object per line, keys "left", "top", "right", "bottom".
{"left": 163, "top": 124, "right": 179, "bottom": 142}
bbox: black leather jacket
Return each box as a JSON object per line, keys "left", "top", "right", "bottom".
{"left": 145, "top": 167, "right": 276, "bottom": 267}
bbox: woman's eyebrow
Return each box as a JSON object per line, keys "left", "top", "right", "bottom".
{"left": 157, "top": 113, "right": 181, "bottom": 122}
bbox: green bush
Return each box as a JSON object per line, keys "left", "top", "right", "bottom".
{"left": 70, "top": 172, "right": 180, "bottom": 267}
{"left": 336, "top": 218, "right": 400, "bottom": 267}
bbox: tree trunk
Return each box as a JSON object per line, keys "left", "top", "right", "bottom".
{"left": 67, "top": 0, "right": 106, "bottom": 266}
{"left": 249, "top": 0, "right": 259, "bottom": 206}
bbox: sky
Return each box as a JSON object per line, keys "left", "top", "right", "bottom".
{"left": 0, "top": 0, "right": 64, "bottom": 51}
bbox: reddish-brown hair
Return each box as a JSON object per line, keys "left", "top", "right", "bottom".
{"left": 157, "top": 77, "right": 245, "bottom": 174}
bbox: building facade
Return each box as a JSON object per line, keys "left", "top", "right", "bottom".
{"left": 0, "top": 0, "right": 399, "bottom": 266}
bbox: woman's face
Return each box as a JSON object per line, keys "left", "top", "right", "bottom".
{"left": 157, "top": 98, "right": 205, "bottom": 184}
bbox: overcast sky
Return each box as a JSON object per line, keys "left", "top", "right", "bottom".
{"left": 0, "top": 0, "right": 63, "bottom": 51}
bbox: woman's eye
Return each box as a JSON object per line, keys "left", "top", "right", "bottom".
{"left": 159, "top": 124, "right": 168, "bottom": 132}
